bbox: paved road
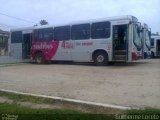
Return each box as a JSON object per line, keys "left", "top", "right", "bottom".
{"left": 0, "top": 59, "right": 160, "bottom": 108}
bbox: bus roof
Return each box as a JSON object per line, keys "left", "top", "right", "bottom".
{"left": 34, "top": 15, "right": 138, "bottom": 29}
{"left": 10, "top": 26, "right": 34, "bottom": 32}
{"left": 10, "top": 15, "right": 138, "bottom": 31}
{"left": 151, "top": 35, "right": 160, "bottom": 39}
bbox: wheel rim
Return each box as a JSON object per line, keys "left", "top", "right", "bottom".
{"left": 97, "top": 55, "right": 104, "bottom": 63}
{"left": 37, "top": 57, "right": 41, "bottom": 63}
{"left": 36, "top": 55, "right": 42, "bottom": 64}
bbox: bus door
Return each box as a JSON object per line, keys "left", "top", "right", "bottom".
{"left": 156, "top": 39, "right": 160, "bottom": 56}
{"left": 22, "top": 33, "right": 32, "bottom": 59}
{"left": 112, "top": 25, "right": 128, "bottom": 61}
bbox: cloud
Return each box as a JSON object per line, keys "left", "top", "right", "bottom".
{"left": 0, "top": 0, "right": 159, "bottom": 33}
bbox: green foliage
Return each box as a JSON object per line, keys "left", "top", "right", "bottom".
{"left": 0, "top": 91, "right": 54, "bottom": 104}
{"left": 0, "top": 103, "right": 114, "bottom": 120}
{"left": 0, "top": 91, "right": 160, "bottom": 120}
{"left": 40, "top": 20, "right": 48, "bottom": 25}
{"left": 127, "top": 108, "right": 160, "bottom": 115}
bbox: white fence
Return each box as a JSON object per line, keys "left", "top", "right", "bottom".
{"left": 0, "top": 56, "right": 25, "bottom": 64}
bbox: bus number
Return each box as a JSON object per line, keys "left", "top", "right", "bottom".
{"left": 61, "top": 41, "right": 73, "bottom": 49}
{"left": 61, "top": 41, "right": 66, "bottom": 48}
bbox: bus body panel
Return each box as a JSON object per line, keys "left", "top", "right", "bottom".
{"left": 141, "top": 24, "right": 151, "bottom": 59}
{"left": 10, "top": 15, "right": 144, "bottom": 64}
{"left": 31, "top": 41, "right": 59, "bottom": 61}
{"left": 31, "top": 17, "right": 142, "bottom": 63}
{"left": 10, "top": 43, "right": 22, "bottom": 59}
{"left": 151, "top": 36, "right": 160, "bottom": 57}
{"left": 49, "top": 39, "right": 108, "bottom": 62}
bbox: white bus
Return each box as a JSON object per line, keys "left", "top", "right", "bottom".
{"left": 141, "top": 24, "right": 151, "bottom": 59}
{"left": 10, "top": 15, "right": 143, "bottom": 65}
{"left": 150, "top": 35, "right": 160, "bottom": 58}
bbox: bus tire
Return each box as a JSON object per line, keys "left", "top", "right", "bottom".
{"left": 94, "top": 51, "right": 108, "bottom": 66}
{"left": 35, "top": 52, "right": 44, "bottom": 64}
{"left": 108, "top": 62, "right": 115, "bottom": 65}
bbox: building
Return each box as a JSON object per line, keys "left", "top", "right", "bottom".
{"left": 0, "top": 30, "right": 9, "bottom": 55}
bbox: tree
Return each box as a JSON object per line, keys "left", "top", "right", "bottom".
{"left": 40, "top": 20, "right": 48, "bottom": 25}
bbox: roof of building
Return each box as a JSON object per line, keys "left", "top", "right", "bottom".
{"left": 0, "top": 29, "right": 9, "bottom": 36}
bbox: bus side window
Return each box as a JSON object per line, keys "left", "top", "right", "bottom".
{"left": 38, "top": 29, "right": 43, "bottom": 41}
{"left": 11, "top": 31, "right": 22, "bottom": 43}
{"left": 43, "top": 28, "right": 54, "bottom": 41}
{"left": 54, "top": 26, "right": 70, "bottom": 41}
{"left": 71, "top": 24, "right": 90, "bottom": 40}
{"left": 91, "top": 21, "right": 110, "bottom": 39}
{"left": 34, "top": 30, "right": 39, "bottom": 42}
{"left": 34, "top": 28, "right": 53, "bottom": 42}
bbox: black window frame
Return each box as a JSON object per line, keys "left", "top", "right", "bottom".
{"left": 91, "top": 21, "right": 111, "bottom": 39}
{"left": 54, "top": 26, "right": 70, "bottom": 41}
{"left": 71, "top": 23, "right": 90, "bottom": 40}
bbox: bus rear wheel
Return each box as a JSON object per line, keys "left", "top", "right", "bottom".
{"left": 35, "top": 52, "right": 44, "bottom": 64}
{"left": 94, "top": 52, "right": 108, "bottom": 66}
{"left": 108, "top": 62, "right": 115, "bottom": 65}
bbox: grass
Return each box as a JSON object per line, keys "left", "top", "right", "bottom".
{"left": 0, "top": 91, "right": 59, "bottom": 104}
{"left": 0, "top": 91, "right": 115, "bottom": 120}
{"left": 127, "top": 108, "right": 160, "bottom": 115}
{"left": 0, "top": 103, "right": 114, "bottom": 120}
{"left": 0, "top": 90, "right": 160, "bottom": 120}
{"left": 0, "top": 63, "right": 27, "bottom": 67}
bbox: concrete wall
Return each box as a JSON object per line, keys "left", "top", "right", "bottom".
{"left": 10, "top": 43, "right": 22, "bottom": 59}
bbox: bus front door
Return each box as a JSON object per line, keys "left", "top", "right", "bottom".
{"left": 112, "top": 25, "right": 128, "bottom": 62}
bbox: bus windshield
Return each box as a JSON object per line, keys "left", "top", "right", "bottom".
{"left": 145, "top": 31, "right": 151, "bottom": 49}
{"left": 133, "top": 24, "right": 142, "bottom": 50}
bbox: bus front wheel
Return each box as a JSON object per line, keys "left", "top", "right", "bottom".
{"left": 35, "top": 52, "right": 44, "bottom": 64}
{"left": 94, "top": 52, "right": 108, "bottom": 66}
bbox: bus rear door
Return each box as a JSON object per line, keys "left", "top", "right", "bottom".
{"left": 156, "top": 39, "right": 160, "bottom": 56}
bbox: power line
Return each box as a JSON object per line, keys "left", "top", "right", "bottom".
{"left": 0, "top": 25, "right": 11, "bottom": 28}
{"left": 0, "top": 23, "right": 17, "bottom": 28}
{"left": 0, "top": 11, "right": 36, "bottom": 24}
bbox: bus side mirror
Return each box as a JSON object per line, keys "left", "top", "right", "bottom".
{"left": 137, "top": 27, "right": 141, "bottom": 33}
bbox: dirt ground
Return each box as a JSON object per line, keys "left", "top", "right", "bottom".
{"left": 0, "top": 59, "right": 160, "bottom": 108}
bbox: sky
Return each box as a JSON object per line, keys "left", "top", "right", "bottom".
{"left": 0, "top": 0, "right": 159, "bottom": 33}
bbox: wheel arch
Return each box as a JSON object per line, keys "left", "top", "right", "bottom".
{"left": 33, "top": 50, "right": 44, "bottom": 59}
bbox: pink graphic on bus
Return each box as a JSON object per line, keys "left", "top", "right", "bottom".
{"left": 31, "top": 41, "right": 59, "bottom": 61}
